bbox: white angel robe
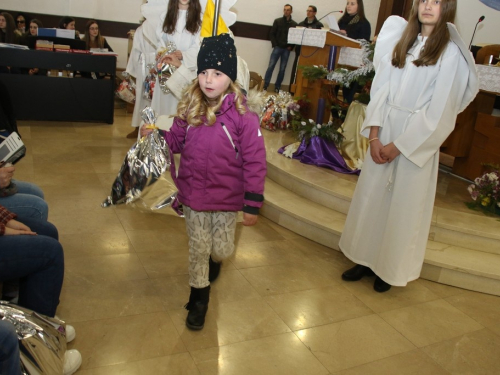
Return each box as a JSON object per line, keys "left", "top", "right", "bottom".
{"left": 151, "top": 9, "right": 201, "bottom": 119}
{"left": 339, "top": 16, "right": 479, "bottom": 286}
{"left": 126, "top": 23, "right": 158, "bottom": 129}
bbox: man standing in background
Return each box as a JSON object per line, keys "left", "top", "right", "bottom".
{"left": 263, "top": 4, "right": 297, "bottom": 93}
{"left": 289, "top": 5, "right": 323, "bottom": 93}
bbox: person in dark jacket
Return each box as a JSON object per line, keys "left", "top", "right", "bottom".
{"left": 338, "top": 0, "right": 371, "bottom": 41}
{"left": 263, "top": 4, "right": 297, "bottom": 92}
{"left": 289, "top": 5, "right": 324, "bottom": 92}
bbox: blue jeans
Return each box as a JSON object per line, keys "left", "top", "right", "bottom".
{"left": 0, "top": 320, "right": 22, "bottom": 375}
{"left": 264, "top": 47, "right": 291, "bottom": 90}
{"left": 0, "top": 180, "right": 48, "bottom": 220}
{"left": 0, "top": 217, "right": 63, "bottom": 317}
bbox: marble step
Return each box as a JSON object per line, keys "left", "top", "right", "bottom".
{"left": 262, "top": 178, "right": 500, "bottom": 296}
{"left": 266, "top": 157, "right": 500, "bottom": 256}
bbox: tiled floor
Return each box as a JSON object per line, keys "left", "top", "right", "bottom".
{"left": 14, "top": 106, "right": 500, "bottom": 374}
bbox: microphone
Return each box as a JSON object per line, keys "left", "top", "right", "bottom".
{"left": 469, "top": 15, "right": 485, "bottom": 50}
{"left": 318, "top": 10, "right": 343, "bottom": 22}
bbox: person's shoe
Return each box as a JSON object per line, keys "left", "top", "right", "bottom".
{"left": 275, "top": 88, "right": 280, "bottom": 93}
{"left": 208, "top": 256, "right": 221, "bottom": 282}
{"left": 65, "top": 324, "right": 76, "bottom": 343}
{"left": 185, "top": 286, "right": 210, "bottom": 330}
{"left": 341, "top": 264, "right": 375, "bottom": 281}
{"left": 55, "top": 316, "right": 76, "bottom": 343}
{"left": 63, "top": 349, "right": 82, "bottom": 375}
{"left": 126, "top": 127, "right": 139, "bottom": 139}
{"left": 374, "top": 277, "right": 392, "bottom": 293}
{"left": 263, "top": 86, "right": 268, "bottom": 91}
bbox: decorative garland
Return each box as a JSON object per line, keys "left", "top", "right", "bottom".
{"left": 326, "top": 40, "right": 375, "bottom": 89}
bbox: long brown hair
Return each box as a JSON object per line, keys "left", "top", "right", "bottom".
{"left": 177, "top": 79, "right": 247, "bottom": 127}
{"left": 392, "top": 0, "right": 457, "bottom": 68}
{"left": 338, "top": 0, "right": 367, "bottom": 23}
{"left": 162, "top": 0, "right": 202, "bottom": 35}
{"left": 83, "top": 20, "right": 105, "bottom": 49}
{"left": 0, "top": 12, "right": 16, "bottom": 43}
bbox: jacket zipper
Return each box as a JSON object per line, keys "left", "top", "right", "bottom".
{"left": 221, "top": 123, "right": 239, "bottom": 159}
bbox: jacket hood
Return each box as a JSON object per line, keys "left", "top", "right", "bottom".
{"left": 218, "top": 90, "right": 266, "bottom": 117}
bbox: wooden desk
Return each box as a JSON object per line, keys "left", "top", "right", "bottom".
{"left": 288, "top": 29, "right": 361, "bottom": 121}
{"left": 0, "top": 48, "right": 116, "bottom": 124}
{"left": 441, "top": 65, "right": 500, "bottom": 180}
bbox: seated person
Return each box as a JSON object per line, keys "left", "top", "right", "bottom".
{"left": 82, "top": 20, "right": 113, "bottom": 51}
{"left": 0, "top": 81, "right": 48, "bottom": 220}
{"left": 58, "top": 16, "right": 80, "bottom": 39}
{"left": 0, "top": 320, "right": 22, "bottom": 375}
{"left": 0, "top": 204, "right": 82, "bottom": 375}
{"left": 0, "top": 12, "right": 21, "bottom": 44}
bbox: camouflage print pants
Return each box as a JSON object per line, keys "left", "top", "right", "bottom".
{"left": 183, "top": 206, "right": 237, "bottom": 288}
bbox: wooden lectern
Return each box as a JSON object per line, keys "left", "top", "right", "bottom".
{"left": 290, "top": 29, "right": 361, "bottom": 122}
{"left": 441, "top": 64, "right": 500, "bottom": 180}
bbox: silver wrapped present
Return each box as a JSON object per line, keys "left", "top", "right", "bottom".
{"left": 102, "top": 107, "right": 180, "bottom": 215}
{"left": 0, "top": 301, "right": 68, "bottom": 374}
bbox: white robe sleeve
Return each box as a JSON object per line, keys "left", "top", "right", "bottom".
{"left": 393, "top": 44, "right": 472, "bottom": 168}
{"left": 360, "top": 16, "right": 406, "bottom": 138}
{"left": 125, "top": 27, "right": 142, "bottom": 77}
{"left": 360, "top": 54, "right": 391, "bottom": 137}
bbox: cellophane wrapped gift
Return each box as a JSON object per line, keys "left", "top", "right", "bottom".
{"left": 0, "top": 301, "right": 68, "bottom": 374}
{"left": 143, "top": 63, "right": 156, "bottom": 100}
{"left": 102, "top": 107, "right": 180, "bottom": 215}
{"left": 156, "top": 42, "right": 177, "bottom": 94}
{"left": 115, "top": 71, "right": 136, "bottom": 104}
{"left": 260, "top": 91, "right": 294, "bottom": 131}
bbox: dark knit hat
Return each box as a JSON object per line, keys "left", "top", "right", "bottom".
{"left": 197, "top": 33, "right": 237, "bottom": 82}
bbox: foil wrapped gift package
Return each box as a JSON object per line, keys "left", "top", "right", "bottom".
{"left": 0, "top": 301, "right": 68, "bottom": 374}
{"left": 102, "top": 107, "right": 180, "bottom": 215}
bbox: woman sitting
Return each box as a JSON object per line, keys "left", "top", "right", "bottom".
{"left": 58, "top": 16, "right": 80, "bottom": 39}
{"left": 82, "top": 19, "right": 113, "bottom": 51}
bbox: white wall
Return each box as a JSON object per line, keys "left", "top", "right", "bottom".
{"left": 455, "top": 0, "right": 500, "bottom": 45}
{"left": 3, "top": 0, "right": 499, "bottom": 72}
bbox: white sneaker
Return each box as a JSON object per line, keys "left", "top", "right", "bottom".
{"left": 55, "top": 316, "right": 76, "bottom": 343}
{"left": 65, "top": 325, "right": 76, "bottom": 343}
{"left": 63, "top": 349, "right": 82, "bottom": 375}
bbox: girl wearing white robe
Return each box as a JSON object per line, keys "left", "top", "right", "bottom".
{"left": 151, "top": 4, "right": 201, "bottom": 121}
{"left": 339, "top": 8, "right": 478, "bottom": 288}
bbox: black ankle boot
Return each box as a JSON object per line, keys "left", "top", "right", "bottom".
{"left": 208, "top": 256, "right": 221, "bottom": 282}
{"left": 342, "top": 264, "right": 375, "bottom": 281}
{"left": 374, "top": 277, "right": 391, "bottom": 293}
{"left": 185, "top": 286, "right": 210, "bottom": 330}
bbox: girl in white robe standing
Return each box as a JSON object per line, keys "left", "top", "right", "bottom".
{"left": 151, "top": 0, "right": 202, "bottom": 122}
{"left": 125, "top": 0, "right": 167, "bottom": 138}
{"left": 339, "top": 0, "right": 478, "bottom": 292}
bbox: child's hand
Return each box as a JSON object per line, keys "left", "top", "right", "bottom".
{"left": 4, "top": 219, "right": 37, "bottom": 236}
{"left": 380, "top": 142, "right": 401, "bottom": 163}
{"left": 369, "top": 139, "right": 387, "bottom": 164}
{"left": 140, "top": 125, "right": 153, "bottom": 138}
{"left": 160, "top": 54, "right": 182, "bottom": 68}
{"left": 242, "top": 212, "right": 258, "bottom": 226}
{"left": 0, "top": 165, "right": 15, "bottom": 188}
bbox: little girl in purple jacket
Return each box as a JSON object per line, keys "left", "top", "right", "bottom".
{"left": 142, "top": 33, "right": 266, "bottom": 330}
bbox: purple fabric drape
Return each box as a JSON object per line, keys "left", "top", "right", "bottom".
{"left": 279, "top": 137, "right": 360, "bottom": 175}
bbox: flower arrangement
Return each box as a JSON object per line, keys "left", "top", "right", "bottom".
{"left": 291, "top": 118, "right": 344, "bottom": 147}
{"left": 466, "top": 167, "right": 500, "bottom": 216}
{"left": 299, "top": 65, "right": 329, "bottom": 81}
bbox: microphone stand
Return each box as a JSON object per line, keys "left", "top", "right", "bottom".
{"left": 469, "top": 16, "right": 485, "bottom": 50}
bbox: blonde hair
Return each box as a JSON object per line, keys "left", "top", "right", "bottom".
{"left": 392, "top": 0, "right": 457, "bottom": 68}
{"left": 176, "top": 79, "right": 247, "bottom": 127}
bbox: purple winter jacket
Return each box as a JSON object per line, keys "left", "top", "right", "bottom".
{"left": 164, "top": 93, "right": 266, "bottom": 213}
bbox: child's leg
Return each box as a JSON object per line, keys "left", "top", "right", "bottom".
{"left": 184, "top": 206, "right": 213, "bottom": 288}
{"left": 210, "top": 211, "right": 237, "bottom": 262}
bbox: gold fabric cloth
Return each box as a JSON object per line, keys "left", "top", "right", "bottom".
{"left": 339, "top": 101, "right": 368, "bottom": 170}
